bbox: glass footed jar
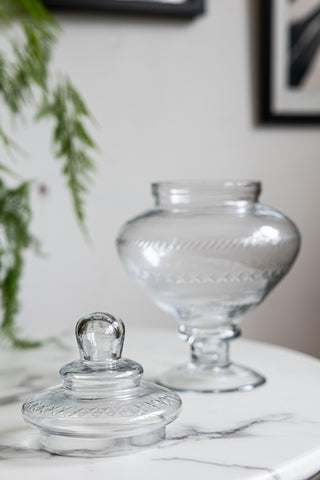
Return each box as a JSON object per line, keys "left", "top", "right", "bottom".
{"left": 22, "top": 312, "right": 181, "bottom": 457}
{"left": 116, "top": 180, "right": 300, "bottom": 393}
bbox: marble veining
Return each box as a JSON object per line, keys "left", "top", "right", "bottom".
{"left": 154, "top": 457, "right": 280, "bottom": 480}
{"left": 0, "top": 444, "right": 52, "bottom": 461}
{"left": 164, "top": 413, "right": 294, "bottom": 446}
{"left": 0, "top": 413, "right": 292, "bottom": 461}
{"left": 0, "top": 330, "right": 319, "bottom": 480}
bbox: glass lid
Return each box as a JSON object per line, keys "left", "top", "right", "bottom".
{"left": 22, "top": 312, "right": 182, "bottom": 457}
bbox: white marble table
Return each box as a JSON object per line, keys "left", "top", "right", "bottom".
{"left": 1, "top": 328, "right": 320, "bottom": 480}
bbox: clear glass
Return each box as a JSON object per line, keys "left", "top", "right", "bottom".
{"left": 22, "top": 312, "right": 181, "bottom": 457}
{"left": 117, "top": 180, "right": 300, "bottom": 393}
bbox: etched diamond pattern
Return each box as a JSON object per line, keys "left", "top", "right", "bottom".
{"left": 24, "top": 392, "right": 179, "bottom": 418}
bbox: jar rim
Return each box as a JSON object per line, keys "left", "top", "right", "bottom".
{"left": 151, "top": 180, "right": 261, "bottom": 190}
{"left": 151, "top": 180, "right": 261, "bottom": 207}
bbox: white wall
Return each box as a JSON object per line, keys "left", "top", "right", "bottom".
{"left": 12, "top": 0, "right": 320, "bottom": 357}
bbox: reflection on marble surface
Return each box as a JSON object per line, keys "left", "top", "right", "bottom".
{"left": 0, "top": 329, "right": 320, "bottom": 480}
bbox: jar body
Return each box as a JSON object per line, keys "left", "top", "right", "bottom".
{"left": 117, "top": 181, "right": 300, "bottom": 392}
{"left": 117, "top": 181, "right": 300, "bottom": 334}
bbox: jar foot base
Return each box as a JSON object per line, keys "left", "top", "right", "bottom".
{"left": 156, "top": 362, "right": 266, "bottom": 393}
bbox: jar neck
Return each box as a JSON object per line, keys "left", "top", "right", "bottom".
{"left": 152, "top": 181, "right": 261, "bottom": 209}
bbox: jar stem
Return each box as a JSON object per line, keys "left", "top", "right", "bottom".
{"left": 185, "top": 326, "right": 241, "bottom": 368}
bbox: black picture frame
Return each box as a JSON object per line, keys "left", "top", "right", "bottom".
{"left": 42, "top": 0, "right": 205, "bottom": 18}
{"left": 261, "top": 0, "right": 320, "bottom": 124}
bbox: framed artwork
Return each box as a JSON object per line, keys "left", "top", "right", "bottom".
{"left": 42, "top": 0, "right": 205, "bottom": 18}
{"left": 261, "top": 0, "right": 320, "bottom": 123}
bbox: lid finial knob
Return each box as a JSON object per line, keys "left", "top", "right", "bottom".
{"left": 76, "top": 312, "right": 125, "bottom": 362}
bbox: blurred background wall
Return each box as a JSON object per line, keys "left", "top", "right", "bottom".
{"left": 15, "top": 0, "right": 320, "bottom": 357}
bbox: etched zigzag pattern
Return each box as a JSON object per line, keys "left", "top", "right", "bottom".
{"left": 133, "top": 267, "right": 289, "bottom": 285}
{"left": 24, "top": 393, "right": 179, "bottom": 418}
{"left": 118, "top": 236, "right": 298, "bottom": 252}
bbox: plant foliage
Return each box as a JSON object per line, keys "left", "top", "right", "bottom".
{"left": 0, "top": 0, "right": 97, "bottom": 347}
